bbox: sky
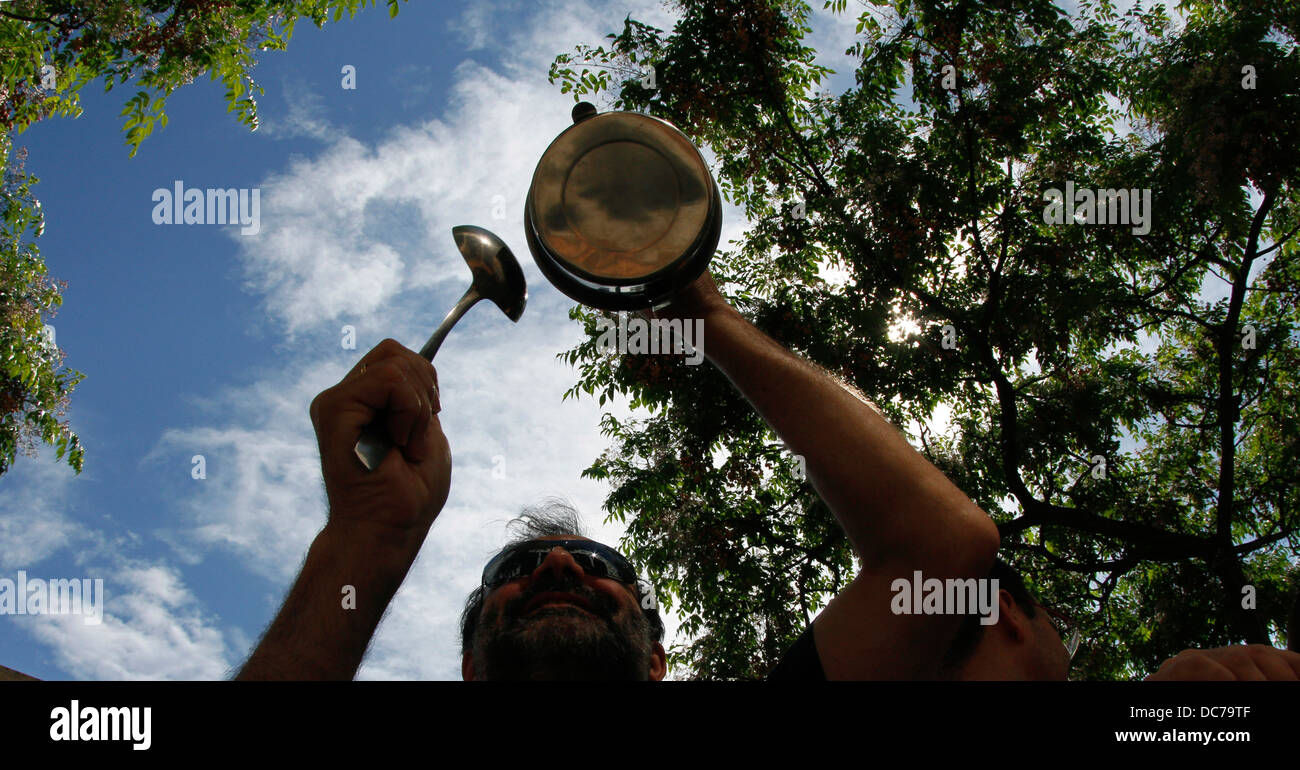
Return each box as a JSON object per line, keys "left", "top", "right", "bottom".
{"left": 0, "top": 0, "right": 867, "bottom": 681}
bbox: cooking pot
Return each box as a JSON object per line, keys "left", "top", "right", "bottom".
{"left": 524, "top": 102, "right": 722, "bottom": 310}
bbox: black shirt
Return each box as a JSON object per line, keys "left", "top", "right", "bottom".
{"left": 766, "top": 624, "right": 825, "bottom": 680}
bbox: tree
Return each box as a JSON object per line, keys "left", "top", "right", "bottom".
{"left": 0, "top": 0, "right": 406, "bottom": 478}
{"left": 1, "top": 144, "right": 82, "bottom": 476}
{"left": 550, "top": 0, "right": 1300, "bottom": 679}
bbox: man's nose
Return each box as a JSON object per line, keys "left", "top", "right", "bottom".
{"left": 530, "top": 546, "right": 586, "bottom": 583}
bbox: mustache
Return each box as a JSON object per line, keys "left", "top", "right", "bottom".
{"left": 502, "top": 574, "right": 621, "bottom": 620}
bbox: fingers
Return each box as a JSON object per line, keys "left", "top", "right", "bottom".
{"left": 1240, "top": 645, "right": 1300, "bottom": 680}
{"left": 312, "top": 339, "right": 442, "bottom": 460}
{"left": 1147, "top": 650, "right": 1233, "bottom": 681}
{"left": 385, "top": 351, "right": 438, "bottom": 463}
{"left": 653, "top": 269, "right": 730, "bottom": 323}
{"left": 346, "top": 339, "right": 438, "bottom": 405}
{"left": 1279, "top": 647, "right": 1300, "bottom": 678}
{"left": 1221, "top": 649, "right": 1269, "bottom": 681}
{"left": 1205, "top": 645, "right": 1300, "bottom": 681}
{"left": 378, "top": 359, "right": 428, "bottom": 451}
{"left": 1147, "top": 645, "right": 1300, "bottom": 681}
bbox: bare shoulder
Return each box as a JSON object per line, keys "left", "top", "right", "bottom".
{"left": 811, "top": 534, "right": 1000, "bottom": 680}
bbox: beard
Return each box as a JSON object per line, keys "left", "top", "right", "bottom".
{"left": 472, "top": 575, "right": 654, "bottom": 681}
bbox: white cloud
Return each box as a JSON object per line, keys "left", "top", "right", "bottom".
{"left": 0, "top": 455, "right": 86, "bottom": 572}
{"left": 22, "top": 561, "right": 233, "bottom": 680}
{"left": 145, "top": 364, "right": 333, "bottom": 582}
{"left": 448, "top": 0, "right": 504, "bottom": 51}
{"left": 242, "top": 61, "right": 578, "bottom": 338}
{"left": 0, "top": 454, "right": 237, "bottom": 680}
{"left": 261, "top": 80, "right": 337, "bottom": 142}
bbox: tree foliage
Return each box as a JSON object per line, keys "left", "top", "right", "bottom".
{"left": 551, "top": 0, "right": 1300, "bottom": 679}
{"left": 0, "top": 145, "right": 82, "bottom": 476}
{"left": 1, "top": 0, "right": 406, "bottom": 152}
{"left": 0, "top": 0, "right": 404, "bottom": 478}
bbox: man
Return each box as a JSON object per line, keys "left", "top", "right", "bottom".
{"left": 236, "top": 272, "right": 1300, "bottom": 680}
{"left": 457, "top": 501, "right": 667, "bottom": 681}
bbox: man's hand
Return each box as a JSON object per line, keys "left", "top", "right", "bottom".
{"left": 1145, "top": 645, "right": 1300, "bottom": 681}
{"left": 310, "top": 338, "right": 451, "bottom": 545}
{"left": 651, "top": 270, "right": 733, "bottom": 323}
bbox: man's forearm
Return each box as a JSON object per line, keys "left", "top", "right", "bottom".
{"left": 696, "top": 304, "right": 998, "bottom": 568}
{"left": 235, "top": 521, "right": 421, "bottom": 680}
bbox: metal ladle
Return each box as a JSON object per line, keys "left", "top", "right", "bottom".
{"left": 353, "top": 225, "right": 527, "bottom": 471}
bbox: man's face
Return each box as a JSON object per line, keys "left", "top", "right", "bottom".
{"left": 465, "top": 535, "right": 667, "bottom": 681}
{"left": 964, "top": 591, "right": 1072, "bottom": 680}
{"left": 1032, "top": 604, "right": 1072, "bottom": 679}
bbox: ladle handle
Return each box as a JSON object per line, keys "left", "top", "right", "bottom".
{"left": 353, "top": 286, "right": 482, "bottom": 471}
{"left": 419, "top": 286, "right": 481, "bottom": 360}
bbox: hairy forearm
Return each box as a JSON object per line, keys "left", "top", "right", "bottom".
{"left": 235, "top": 521, "right": 420, "bottom": 680}
{"left": 698, "top": 304, "right": 998, "bottom": 569}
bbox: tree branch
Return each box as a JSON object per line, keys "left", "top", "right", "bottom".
{"left": 1206, "top": 188, "right": 1275, "bottom": 644}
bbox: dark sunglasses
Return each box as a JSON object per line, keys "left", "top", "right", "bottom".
{"left": 481, "top": 539, "right": 641, "bottom": 591}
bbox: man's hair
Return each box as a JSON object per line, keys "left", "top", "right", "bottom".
{"left": 459, "top": 498, "right": 664, "bottom": 655}
{"left": 940, "top": 557, "right": 1038, "bottom": 673}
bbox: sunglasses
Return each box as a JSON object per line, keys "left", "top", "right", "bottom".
{"left": 481, "top": 539, "right": 642, "bottom": 592}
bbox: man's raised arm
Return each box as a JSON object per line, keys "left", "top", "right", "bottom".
{"left": 235, "top": 340, "right": 451, "bottom": 680}
{"left": 660, "top": 273, "right": 1000, "bottom": 678}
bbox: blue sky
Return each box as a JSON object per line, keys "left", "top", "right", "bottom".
{"left": 0, "top": 0, "right": 870, "bottom": 680}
